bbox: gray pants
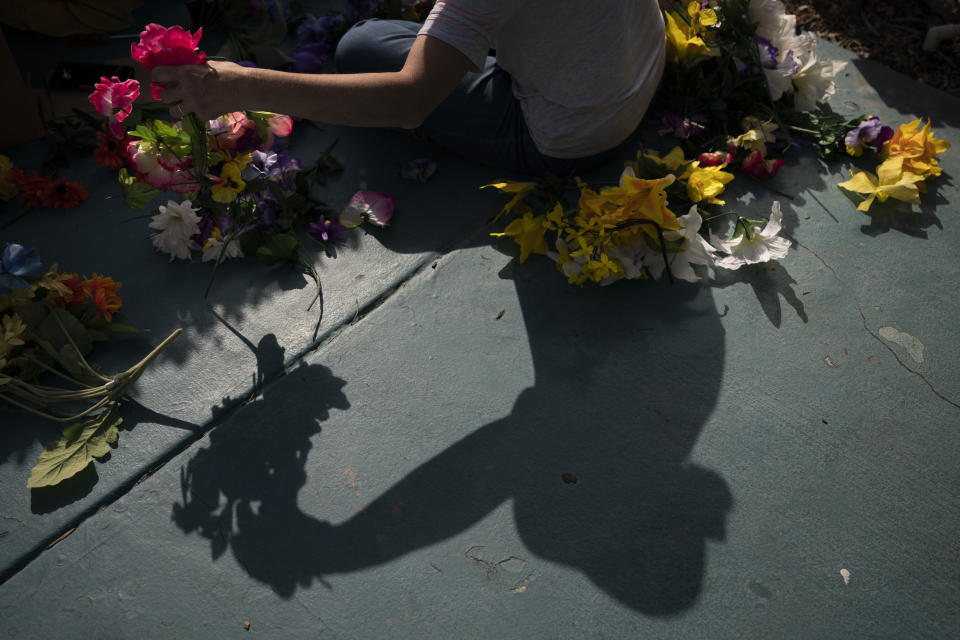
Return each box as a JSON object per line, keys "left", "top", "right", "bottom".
{"left": 334, "top": 19, "right": 622, "bottom": 174}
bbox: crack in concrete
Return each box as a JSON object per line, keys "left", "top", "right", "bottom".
{"left": 797, "top": 241, "right": 960, "bottom": 411}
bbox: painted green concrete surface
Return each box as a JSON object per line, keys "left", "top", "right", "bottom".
{"left": 1, "top": 29, "right": 959, "bottom": 640}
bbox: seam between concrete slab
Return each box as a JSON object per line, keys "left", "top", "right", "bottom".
{"left": 796, "top": 240, "right": 960, "bottom": 411}
{"left": 0, "top": 220, "right": 491, "bottom": 588}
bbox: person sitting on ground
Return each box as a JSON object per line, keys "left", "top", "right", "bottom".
{"left": 152, "top": 0, "right": 666, "bottom": 173}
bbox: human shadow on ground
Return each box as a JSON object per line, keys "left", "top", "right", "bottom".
{"left": 172, "top": 242, "right": 733, "bottom": 614}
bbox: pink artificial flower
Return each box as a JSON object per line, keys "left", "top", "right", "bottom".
{"left": 131, "top": 23, "right": 207, "bottom": 100}
{"left": 88, "top": 76, "right": 141, "bottom": 139}
{"left": 127, "top": 140, "right": 175, "bottom": 189}
{"left": 740, "top": 151, "right": 786, "bottom": 179}
{"left": 208, "top": 112, "right": 252, "bottom": 152}
{"left": 267, "top": 114, "right": 293, "bottom": 138}
{"left": 698, "top": 150, "right": 734, "bottom": 167}
{"left": 340, "top": 190, "right": 395, "bottom": 228}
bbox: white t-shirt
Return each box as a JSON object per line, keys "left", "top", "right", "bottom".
{"left": 419, "top": 0, "right": 665, "bottom": 158}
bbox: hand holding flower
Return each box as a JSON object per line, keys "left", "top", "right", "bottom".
{"left": 152, "top": 60, "right": 250, "bottom": 121}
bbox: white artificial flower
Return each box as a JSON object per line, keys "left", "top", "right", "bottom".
{"left": 149, "top": 199, "right": 201, "bottom": 261}
{"left": 792, "top": 56, "right": 848, "bottom": 112}
{"left": 749, "top": 0, "right": 793, "bottom": 43}
{"left": 644, "top": 205, "right": 716, "bottom": 282}
{"left": 608, "top": 236, "right": 649, "bottom": 281}
{"left": 711, "top": 201, "right": 791, "bottom": 269}
{"left": 763, "top": 49, "right": 800, "bottom": 100}
{"left": 201, "top": 232, "right": 244, "bottom": 263}
{"left": 547, "top": 237, "right": 589, "bottom": 281}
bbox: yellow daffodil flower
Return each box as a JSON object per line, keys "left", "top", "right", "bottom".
{"left": 481, "top": 181, "right": 536, "bottom": 221}
{"left": 837, "top": 157, "right": 926, "bottom": 212}
{"left": 685, "top": 164, "right": 735, "bottom": 205}
{"left": 603, "top": 168, "right": 681, "bottom": 231}
{"left": 664, "top": 11, "right": 711, "bottom": 66}
{"left": 491, "top": 212, "right": 548, "bottom": 263}
{"left": 211, "top": 161, "right": 247, "bottom": 204}
{"left": 882, "top": 118, "right": 951, "bottom": 179}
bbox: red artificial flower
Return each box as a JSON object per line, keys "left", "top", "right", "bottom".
{"left": 698, "top": 150, "right": 734, "bottom": 167}
{"left": 93, "top": 125, "right": 134, "bottom": 172}
{"left": 740, "top": 151, "right": 785, "bottom": 179}
{"left": 88, "top": 76, "right": 140, "bottom": 139}
{"left": 12, "top": 169, "right": 52, "bottom": 211}
{"left": 131, "top": 23, "right": 207, "bottom": 100}
{"left": 55, "top": 272, "right": 86, "bottom": 307}
{"left": 40, "top": 178, "right": 89, "bottom": 209}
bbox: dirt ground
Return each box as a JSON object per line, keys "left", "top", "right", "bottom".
{"left": 780, "top": 0, "right": 960, "bottom": 96}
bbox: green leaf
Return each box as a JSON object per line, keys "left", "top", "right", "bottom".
{"left": 256, "top": 232, "right": 300, "bottom": 266}
{"left": 118, "top": 168, "right": 160, "bottom": 209}
{"left": 27, "top": 407, "right": 122, "bottom": 488}
{"left": 129, "top": 124, "right": 157, "bottom": 142}
{"left": 182, "top": 113, "right": 208, "bottom": 182}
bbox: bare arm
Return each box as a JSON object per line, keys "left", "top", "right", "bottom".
{"left": 151, "top": 34, "right": 471, "bottom": 128}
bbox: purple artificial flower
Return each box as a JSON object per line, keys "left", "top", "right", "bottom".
{"left": 296, "top": 13, "right": 342, "bottom": 45}
{"left": 288, "top": 42, "right": 330, "bottom": 73}
{"left": 274, "top": 150, "right": 301, "bottom": 189}
{"left": 844, "top": 116, "right": 895, "bottom": 155}
{"left": 755, "top": 36, "right": 779, "bottom": 69}
{"left": 343, "top": 0, "right": 378, "bottom": 22}
{"left": 242, "top": 150, "right": 279, "bottom": 181}
{"left": 658, "top": 111, "right": 707, "bottom": 139}
{"left": 309, "top": 216, "right": 347, "bottom": 245}
{"left": 400, "top": 157, "right": 437, "bottom": 183}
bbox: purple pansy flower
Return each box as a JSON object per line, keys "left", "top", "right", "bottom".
{"left": 243, "top": 150, "right": 279, "bottom": 181}
{"left": 658, "top": 111, "right": 707, "bottom": 139}
{"left": 309, "top": 216, "right": 347, "bottom": 245}
{"left": 844, "top": 116, "right": 894, "bottom": 156}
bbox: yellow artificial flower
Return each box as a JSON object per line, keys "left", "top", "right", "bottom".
{"left": 685, "top": 164, "right": 735, "bottom": 205}
{"left": 687, "top": 1, "right": 718, "bottom": 35}
{"left": 882, "top": 118, "right": 951, "bottom": 179}
{"left": 582, "top": 251, "right": 625, "bottom": 284}
{"left": 211, "top": 161, "right": 247, "bottom": 203}
{"left": 642, "top": 146, "right": 690, "bottom": 173}
{"left": 0, "top": 313, "right": 27, "bottom": 358}
{"left": 730, "top": 116, "right": 778, "bottom": 152}
{"left": 664, "top": 11, "right": 711, "bottom": 66}
{"left": 605, "top": 168, "right": 682, "bottom": 231}
{"left": 837, "top": 157, "right": 926, "bottom": 212}
{"left": 481, "top": 181, "right": 536, "bottom": 221}
{"left": 491, "top": 212, "right": 548, "bottom": 263}
{"left": 0, "top": 155, "right": 17, "bottom": 201}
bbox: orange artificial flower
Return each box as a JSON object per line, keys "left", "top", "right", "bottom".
{"left": 80, "top": 274, "right": 122, "bottom": 322}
